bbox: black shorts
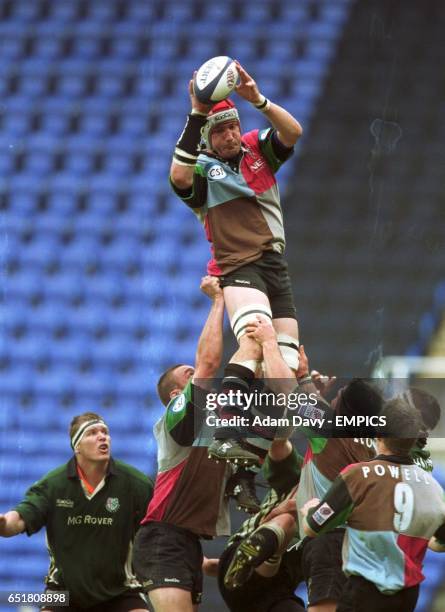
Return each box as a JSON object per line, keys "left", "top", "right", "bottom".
{"left": 337, "top": 575, "right": 419, "bottom": 612}
{"left": 218, "top": 541, "right": 305, "bottom": 612}
{"left": 132, "top": 522, "right": 203, "bottom": 605}
{"left": 301, "top": 530, "right": 347, "bottom": 606}
{"left": 219, "top": 251, "right": 297, "bottom": 320}
{"left": 41, "top": 590, "right": 148, "bottom": 612}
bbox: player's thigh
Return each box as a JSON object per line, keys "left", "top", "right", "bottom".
{"left": 148, "top": 587, "right": 194, "bottom": 612}
{"left": 223, "top": 285, "right": 270, "bottom": 320}
{"left": 272, "top": 317, "right": 299, "bottom": 338}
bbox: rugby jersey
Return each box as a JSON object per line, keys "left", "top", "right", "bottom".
{"left": 306, "top": 455, "right": 445, "bottom": 594}
{"left": 142, "top": 380, "right": 231, "bottom": 537}
{"left": 15, "top": 458, "right": 152, "bottom": 608}
{"left": 172, "top": 128, "right": 293, "bottom": 275}
{"left": 293, "top": 398, "right": 376, "bottom": 539}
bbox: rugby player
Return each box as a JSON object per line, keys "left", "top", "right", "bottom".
{"left": 0, "top": 413, "right": 152, "bottom": 612}
{"left": 302, "top": 397, "right": 445, "bottom": 612}
{"left": 246, "top": 317, "right": 383, "bottom": 612}
{"left": 133, "top": 276, "right": 233, "bottom": 611}
{"left": 170, "top": 60, "right": 303, "bottom": 463}
{"left": 219, "top": 437, "right": 305, "bottom": 612}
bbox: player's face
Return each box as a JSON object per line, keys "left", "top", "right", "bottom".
{"left": 174, "top": 365, "right": 195, "bottom": 390}
{"left": 211, "top": 121, "right": 241, "bottom": 158}
{"left": 77, "top": 425, "right": 111, "bottom": 463}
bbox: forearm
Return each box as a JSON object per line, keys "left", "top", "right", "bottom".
{"left": 262, "top": 339, "right": 295, "bottom": 393}
{"left": 170, "top": 109, "right": 208, "bottom": 189}
{"left": 195, "top": 296, "right": 225, "bottom": 377}
{"left": 170, "top": 160, "right": 195, "bottom": 190}
{"left": 0, "top": 511, "right": 26, "bottom": 537}
{"left": 429, "top": 536, "right": 445, "bottom": 552}
{"left": 262, "top": 102, "right": 302, "bottom": 147}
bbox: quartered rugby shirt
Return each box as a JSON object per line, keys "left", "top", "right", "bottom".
{"left": 306, "top": 455, "right": 445, "bottom": 594}
{"left": 142, "top": 380, "right": 231, "bottom": 537}
{"left": 172, "top": 128, "right": 294, "bottom": 275}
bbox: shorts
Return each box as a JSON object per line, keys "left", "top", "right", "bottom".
{"left": 337, "top": 575, "right": 419, "bottom": 612}
{"left": 132, "top": 521, "right": 203, "bottom": 605}
{"left": 41, "top": 590, "right": 148, "bottom": 612}
{"left": 219, "top": 251, "right": 297, "bottom": 320}
{"left": 218, "top": 541, "right": 305, "bottom": 612}
{"left": 301, "top": 530, "right": 347, "bottom": 606}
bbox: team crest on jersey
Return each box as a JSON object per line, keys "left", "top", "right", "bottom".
{"left": 105, "top": 497, "right": 120, "bottom": 513}
{"left": 171, "top": 394, "right": 186, "bottom": 412}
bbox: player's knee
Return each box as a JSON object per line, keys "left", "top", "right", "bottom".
{"left": 238, "top": 334, "right": 263, "bottom": 361}
{"left": 277, "top": 333, "right": 299, "bottom": 372}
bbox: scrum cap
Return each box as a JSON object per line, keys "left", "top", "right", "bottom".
{"left": 201, "top": 99, "right": 240, "bottom": 150}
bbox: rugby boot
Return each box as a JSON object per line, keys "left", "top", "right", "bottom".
{"left": 207, "top": 438, "right": 260, "bottom": 467}
{"left": 225, "top": 469, "right": 261, "bottom": 514}
{"left": 224, "top": 526, "right": 278, "bottom": 590}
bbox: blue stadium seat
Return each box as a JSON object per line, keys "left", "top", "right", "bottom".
{"left": 126, "top": 2, "right": 156, "bottom": 22}
{"left": 70, "top": 33, "right": 102, "bottom": 60}
{"left": 10, "top": 0, "right": 42, "bottom": 21}
{"left": 48, "top": 0, "right": 79, "bottom": 21}
{"left": 0, "top": 33, "right": 27, "bottom": 60}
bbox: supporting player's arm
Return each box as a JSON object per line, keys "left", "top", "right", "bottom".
{"left": 194, "top": 276, "right": 225, "bottom": 380}
{"left": 234, "top": 61, "right": 302, "bottom": 147}
{"left": 170, "top": 77, "right": 212, "bottom": 190}
{"left": 246, "top": 317, "right": 294, "bottom": 393}
{"left": 429, "top": 522, "right": 445, "bottom": 552}
{"left": 0, "top": 511, "right": 26, "bottom": 537}
{"left": 429, "top": 536, "right": 445, "bottom": 552}
{"left": 302, "top": 473, "right": 355, "bottom": 537}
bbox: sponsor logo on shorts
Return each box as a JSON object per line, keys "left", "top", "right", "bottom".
{"left": 233, "top": 279, "right": 251, "bottom": 285}
{"left": 208, "top": 164, "right": 227, "bottom": 180}
{"left": 312, "top": 503, "right": 334, "bottom": 526}
{"left": 105, "top": 497, "right": 120, "bottom": 513}
{"left": 56, "top": 498, "right": 74, "bottom": 508}
{"left": 164, "top": 578, "right": 180, "bottom": 583}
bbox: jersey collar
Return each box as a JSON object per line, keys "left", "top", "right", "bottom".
{"left": 373, "top": 454, "right": 414, "bottom": 465}
{"left": 67, "top": 456, "right": 118, "bottom": 478}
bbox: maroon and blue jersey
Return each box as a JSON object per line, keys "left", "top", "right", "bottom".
{"left": 306, "top": 455, "right": 445, "bottom": 594}
{"left": 172, "top": 128, "right": 293, "bottom": 275}
{"left": 142, "top": 380, "right": 231, "bottom": 537}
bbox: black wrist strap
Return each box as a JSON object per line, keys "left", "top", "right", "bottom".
{"left": 174, "top": 114, "right": 207, "bottom": 166}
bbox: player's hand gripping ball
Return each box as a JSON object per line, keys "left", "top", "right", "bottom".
{"left": 193, "top": 56, "right": 239, "bottom": 104}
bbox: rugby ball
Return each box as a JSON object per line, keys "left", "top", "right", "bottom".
{"left": 194, "top": 56, "right": 239, "bottom": 104}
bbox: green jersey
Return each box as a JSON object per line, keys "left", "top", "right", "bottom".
{"left": 15, "top": 457, "right": 153, "bottom": 609}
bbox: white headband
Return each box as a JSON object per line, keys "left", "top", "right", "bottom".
{"left": 71, "top": 419, "right": 107, "bottom": 450}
